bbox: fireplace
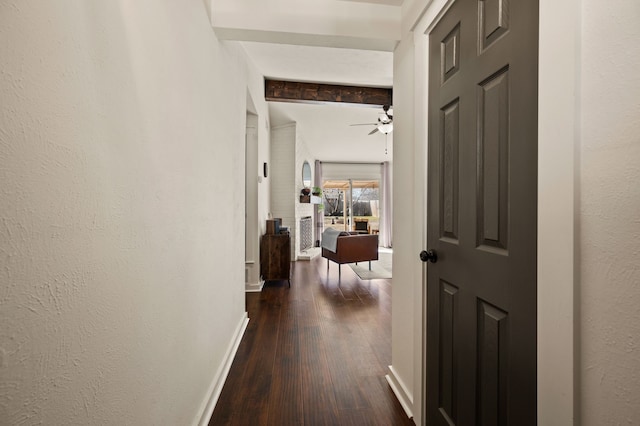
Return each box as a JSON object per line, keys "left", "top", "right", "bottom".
{"left": 299, "top": 216, "right": 313, "bottom": 251}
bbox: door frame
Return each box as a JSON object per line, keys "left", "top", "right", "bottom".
{"left": 412, "top": 0, "right": 578, "bottom": 424}
{"left": 245, "top": 95, "right": 262, "bottom": 292}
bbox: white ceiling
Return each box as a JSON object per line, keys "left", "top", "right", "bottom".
{"left": 241, "top": 42, "right": 394, "bottom": 162}
{"left": 269, "top": 102, "right": 394, "bottom": 162}
{"left": 241, "top": 43, "right": 393, "bottom": 87}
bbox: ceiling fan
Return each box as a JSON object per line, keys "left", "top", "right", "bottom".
{"left": 350, "top": 105, "right": 393, "bottom": 135}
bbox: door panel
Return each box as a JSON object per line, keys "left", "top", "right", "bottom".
{"left": 426, "top": 0, "right": 538, "bottom": 424}
{"left": 439, "top": 280, "right": 459, "bottom": 424}
{"left": 477, "top": 299, "right": 508, "bottom": 426}
{"left": 477, "top": 67, "right": 509, "bottom": 251}
{"left": 479, "top": 0, "right": 510, "bottom": 51}
{"left": 440, "top": 99, "right": 460, "bottom": 242}
{"left": 441, "top": 24, "right": 461, "bottom": 83}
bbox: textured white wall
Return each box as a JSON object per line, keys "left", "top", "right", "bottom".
{"left": 245, "top": 113, "right": 261, "bottom": 289}
{"left": 579, "top": 0, "right": 640, "bottom": 423}
{"left": 0, "top": 1, "right": 252, "bottom": 424}
{"left": 256, "top": 101, "right": 271, "bottom": 242}
{"left": 242, "top": 56, "right": 272, "bottom": 290}
{"left": 242, "top": 49, "right": 273, "bottom": 236}
{"left": 270, "top": 124, "right": 296, "bottom": 245}
{"left": 258, "top": 115, "right": 272, "bottom": 238}
{"left": 269, "top": 123, "right": 314, "bottom": 260}
{"left": 294, "top": 132, "right": 315, "bottom": 260}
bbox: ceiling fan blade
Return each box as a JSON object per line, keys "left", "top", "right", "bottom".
{"left": 368, "top": 127, "right": 380, "bottom": 135}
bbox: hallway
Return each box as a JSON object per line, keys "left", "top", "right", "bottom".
{"left": 210, "top": 256, "right": 414, "bottom": 425}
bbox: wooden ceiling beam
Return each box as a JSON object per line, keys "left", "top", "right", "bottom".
{"left": 265, "top": 79, "right": 392, "bottom": 107}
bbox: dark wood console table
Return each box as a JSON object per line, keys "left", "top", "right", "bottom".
{"left": 260, "top": 233, "right": 291, "bottom": 287}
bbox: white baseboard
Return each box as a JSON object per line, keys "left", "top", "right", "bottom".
{"left": 245, "top": 279, "right": 264, "bottom": 293}
{"left": 297, "top": 247, "right": 321, "bottom": 261}
{"left": 195, "top": 312, "right": 249, "bottom": 426}
{"left": 386, "top": 365, "right": 414, "bottom": 419}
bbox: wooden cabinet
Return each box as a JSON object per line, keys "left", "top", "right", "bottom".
{"left": 260, "top": 233, "right": 291, "bottom": 286}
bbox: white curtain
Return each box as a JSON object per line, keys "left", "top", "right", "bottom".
{"left": 314, "top": 160, "right": 323, "bottom": 245}
{"left": 380, "top": 161, "right": 392, "bottom": 247}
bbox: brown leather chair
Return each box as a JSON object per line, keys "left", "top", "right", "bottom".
{"left": 322, "top": 233, "right": 379, "bottom": 278}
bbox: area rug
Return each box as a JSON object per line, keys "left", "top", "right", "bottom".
{"left": 349, "top": 251, "right": 392, "bottom": 280}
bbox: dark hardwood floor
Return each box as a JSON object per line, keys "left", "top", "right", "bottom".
{"left": 210, "top": 255, "right": 415, "bottom": 426}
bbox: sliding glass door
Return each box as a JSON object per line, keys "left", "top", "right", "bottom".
{"left": 322, "top": 179, "right": 380, "bottom": 236}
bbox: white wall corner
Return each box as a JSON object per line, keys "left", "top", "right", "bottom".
{"left": 201, "top": 0, "right": 212, "bottom": 23}
{"left": 386, "top": 366, "right": 414, "bottom": 420}
{"left": 195, "top": 313, "right": 250, "bottom": 426}
{"left": 245, "top": 278, "right": 265, "bottom": 293}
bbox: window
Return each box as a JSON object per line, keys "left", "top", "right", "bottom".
{"left": 322, "top": 179, "right": 379, "bottom": 235}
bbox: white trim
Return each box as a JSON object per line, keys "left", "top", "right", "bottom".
{"left": 422, "top": 0, "right": 455, "bottom": 34}
{"left": 298, "top": 247, "right": 321, "bottom": 261}
{"left": 386, "top": 366, "right": 414, "bottom": 419}
{"left": 245, "top": 279, "right": 265, "bottom": 293}
{"left": 537, "top": 0, "right": 579, "bottom": 423}
{"left": 195, "top": 312, "right": 250, "bottom": 426}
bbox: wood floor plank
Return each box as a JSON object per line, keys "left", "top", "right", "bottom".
{"left": 210, "top": 256, "right": 414, "bottom": 425}
{"left": 210, "top": 293, "right": 281, "bottom": 425}
{"left": 299, "top": 324, "right": 342, "bottom": 425}
{"left": 267, "top": 304, "right": 304, "bottom": 424}
{"left": 360, "top": 375, "right": 415, "bottom": 426}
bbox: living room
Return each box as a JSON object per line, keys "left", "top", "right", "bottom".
{"left": 242, "top": 43, "right": 395, "bottom": 292}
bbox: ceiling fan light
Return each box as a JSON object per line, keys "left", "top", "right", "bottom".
{"left": 378, "top": 122, "right": 393, "bottom": 134}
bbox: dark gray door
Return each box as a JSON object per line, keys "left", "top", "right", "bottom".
{"left": 426, "top": 0, "right": 538, "bottom": 424}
